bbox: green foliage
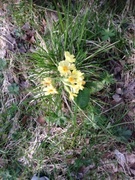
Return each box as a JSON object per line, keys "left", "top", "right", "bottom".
{"left": 30, "top": 1, "right": 119, "bottom": 113}
{"left": 112, "top": 127, "right": 132, "bottom": 142}
{"left": 0, "top": 161, "right": 24, "bottom": 180}
{"left": 8, "top": 83, "right": 19, "bottom": 94}
{"left": 101, "top": 28, "right": 115, "bottom": 41}
{"left": 69, "top": 157, "right": 92, "bottom": 172}
{"left": 0, "top": 170, "right": 12, "bottom": 180}
{"left": 0, "top": 58, "right": 7, "bottom": 70}
{"left": 45, "top": 111, "right": 68, "bottom": 127}
{"left": 85, "top": 72, "right": 114, "bottom": 95}
{"left": 75, "top": 88, "right": 90, "bottom": 109}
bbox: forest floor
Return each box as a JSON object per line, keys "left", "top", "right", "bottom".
{"left": 0, "top": 0, "right": 135, "bottom": 179}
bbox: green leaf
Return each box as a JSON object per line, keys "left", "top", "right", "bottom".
{"left": 101, "top": 72, "right": 114, "bottom": 85}
{"left": 0, "top": 58, "right": 7, "bottom": 70}
{"left": 85, "top": 72, "right": 114, "bottom": 94}
{"left": 101, "top": 29, "right": 115, "bottom": 41}
{"left": 113, "top": 127, "right": 132, "bottom": 142}
{"left": 86, "top": 81, "right": 104, "bottom": 94}
{"left": 8, "top": 83, "right": 19, "bottom": 94}
{"left": 75, "top": 88, "right": 90, "bottom": 109}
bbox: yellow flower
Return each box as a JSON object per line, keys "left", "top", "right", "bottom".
{"left": 64, "top": 51, "right": 76, "bottom": 63}
{"left": 65, "top": 69, "right": 85, "bottom": 86}
{"left": 56, "top": 51, "right": 86, "bottom": 101}
{"left": 67, "top": 76, "right": 76, "bottom": 84}
{"left": 63, "top": 68, "right": 85, "bottom": 98}
{"left": 69, "top": 91, "right": 77, "bottom": 101}
{"left": 43, "top": 85, "right": 58, "bottom": 95}
{"left": 63, "top": 85, "right": 77, "bottom": 100}
{"left": 58, "top": 60, "right": 75, "bottom": 77}
{"left": 41, "top": 77, "right": 52, "bottom": 87}
{"left": 64, "top": 69, "right": 84, "bottom": 84}
{"left": 72, "top": 69, "right": 84, "bottom": 79}
{"left": 72, "top": 82, "right": 85, "bottom": 93}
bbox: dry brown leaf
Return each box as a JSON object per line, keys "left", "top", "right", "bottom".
{"left": 126, "top": 154, "right": 135, "bottom": 166}
{"left": 125, "top": 154, "right": 135, "bottom": 176}
{"left": 37, "top": 116, "right": 46, "bottom": 125}
{"left": 21, "top": 115, "right": 29, "bottom": 126}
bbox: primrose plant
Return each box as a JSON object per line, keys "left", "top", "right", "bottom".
{"left": 40, "top": 51, "right": 85, "bottom": 101}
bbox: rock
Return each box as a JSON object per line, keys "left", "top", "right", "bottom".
{"left": 31, "top": 174, "right": 49, "bottom": 180}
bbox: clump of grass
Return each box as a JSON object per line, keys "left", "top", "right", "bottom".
{"left": 30, "top": 1, "right": 117, "bottom": 113}
{"left": 0, "top": 0, "right": 134, "bottom": 179}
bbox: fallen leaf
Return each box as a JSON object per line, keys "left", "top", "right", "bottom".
{"left": 112, "top": 94, "right": 122, "bottom": 102}
{"left": 21, "top": 115, "right": 29, "bottom": 126}
{"left": 126, "top": 154, "right": 135, "bottom": 166}
{"left": 116, "top": 88, "right": 123, "bottom": 95}
{"left": 37, "top": 116, "right": 46, "bottom": 125}
{"left": 114, "top": 149, "right": 131, "bottom": 175}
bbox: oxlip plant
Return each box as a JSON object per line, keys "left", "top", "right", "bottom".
{"left": 29, "top": 0, "right": 116, "bottom": 127}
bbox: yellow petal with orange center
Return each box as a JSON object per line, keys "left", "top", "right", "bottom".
{"left": 58, "top": 60, "right": 76, "bottom": 77}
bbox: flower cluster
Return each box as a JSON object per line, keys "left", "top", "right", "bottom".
{"left": 40, "top": 51, "right": 85, "bottom": 101}
{"left": 58, "top": 51, "right": 85, "bottom": 100}
{"left": 41, "top": 77, "right": 58, "bottom": 95}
